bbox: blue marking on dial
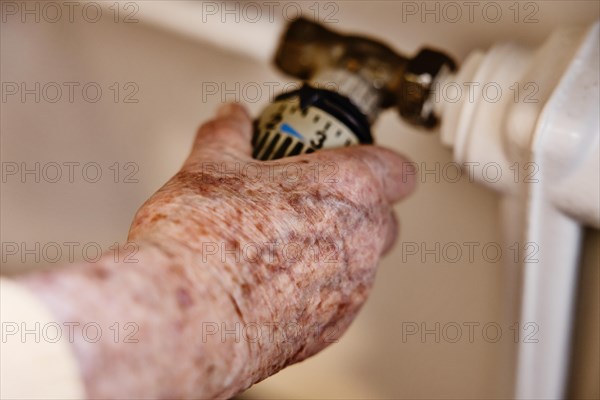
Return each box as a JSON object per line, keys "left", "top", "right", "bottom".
{"left": 280, "top": 123, "right": 305, "bottom": 141}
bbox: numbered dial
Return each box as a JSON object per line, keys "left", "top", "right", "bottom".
{"left": 251, "top": 85, "right": 372, "bottom": 161}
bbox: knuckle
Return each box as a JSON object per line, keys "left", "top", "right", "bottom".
{"left": 198, "top": 119, "right": 240, "bottom": 139}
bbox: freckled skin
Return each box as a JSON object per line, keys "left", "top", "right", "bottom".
{"left": 17, "top": 104, "right": 414, "bottom": 399}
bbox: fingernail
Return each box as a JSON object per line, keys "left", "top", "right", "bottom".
{"left": 217, "top": 103, "right": 238, "bottom": 118}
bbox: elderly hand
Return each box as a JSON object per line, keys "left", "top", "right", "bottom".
{"left": 18, "top": 103, "right": 415, "bottom": 399}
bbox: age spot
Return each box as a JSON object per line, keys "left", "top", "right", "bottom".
{"left": 90, "top": 266, "right": 110, "bottom": 280}
{"left": 150, "top": 213, "right": 167, "bottom": 223}
{"left": 175, "top": 287, "right": 194, "bottom": 309}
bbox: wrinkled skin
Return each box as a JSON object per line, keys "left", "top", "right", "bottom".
{"left": 18, "top": 104, "right": 415, "bottom": 399}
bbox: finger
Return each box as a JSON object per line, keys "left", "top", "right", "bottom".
{"left": 381, "top": 210, "right": 399, "bottom": 255}
{"left": 329, "top": 145, "right": 417, "bottom": 204}
{"left": 188, "top": 103, "right": 253, "bottom": 162}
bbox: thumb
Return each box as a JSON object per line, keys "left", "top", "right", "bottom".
{"left": 187, "top": 103, "right": 253, "bottom": 163}
{"left": 323, "top": 145, "right": 417, "bottom": 204}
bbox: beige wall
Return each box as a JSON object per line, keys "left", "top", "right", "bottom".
{"left": 1, "top": 1, "right": 598, "bottom": 398}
